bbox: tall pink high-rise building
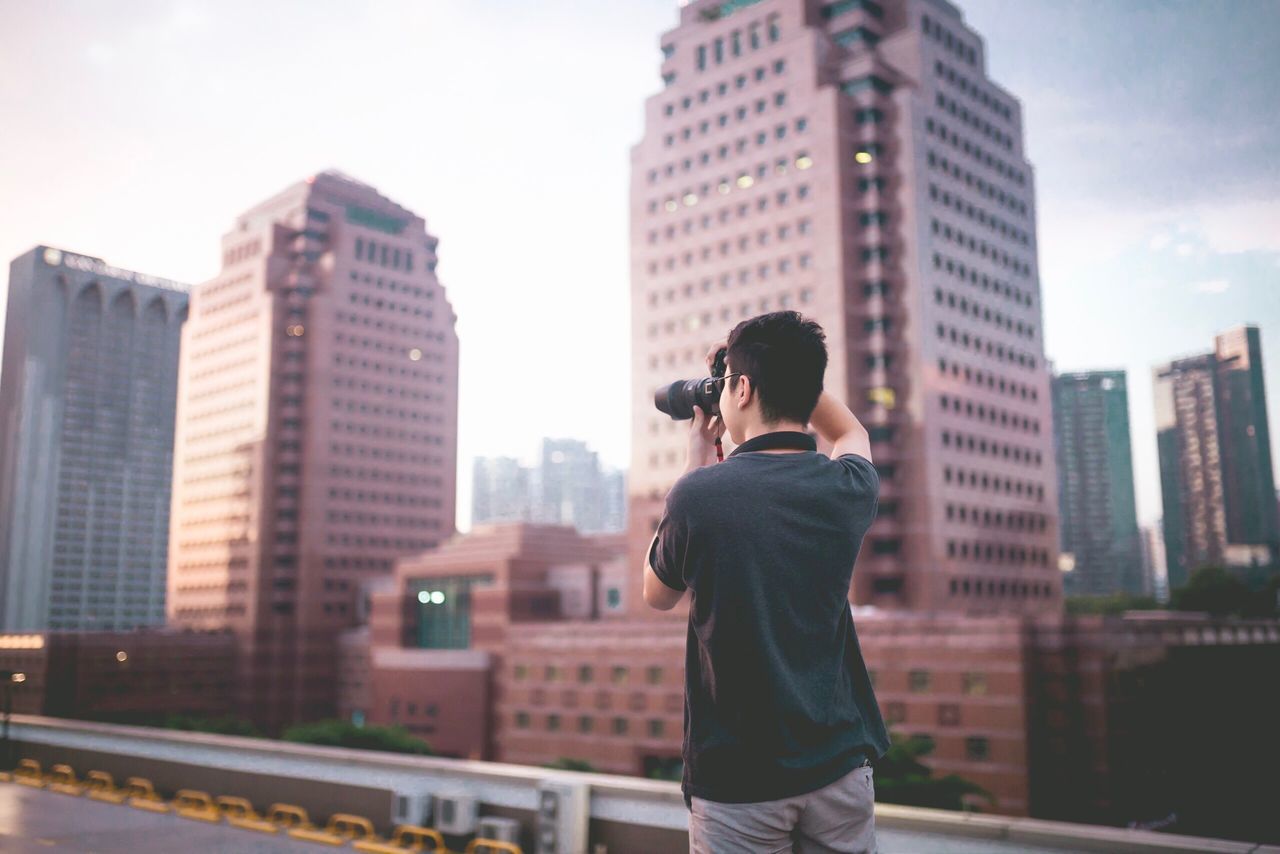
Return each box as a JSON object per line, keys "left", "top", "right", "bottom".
{"left": 629, "top": 0, "right": 1059, "bottom": 615}
{"left": 168, "top": 171, "right": 459, "bottom": 730}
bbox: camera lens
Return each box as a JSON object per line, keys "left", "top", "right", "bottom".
{"left": 654, "top": 378, "right": 719, "bottom": 421}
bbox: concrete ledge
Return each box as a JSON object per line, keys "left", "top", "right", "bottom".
{"left": 10, "top": 715, "right": 1276, "bottom": 853}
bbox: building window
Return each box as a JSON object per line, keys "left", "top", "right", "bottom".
{"left": 547, "top": 714, "right": 561, "bottom": 732}
{"left": 647, "top": 666, "right": 663, "bottom": 685}
{"left": 578, "top": 716, "right": 593, "bottom": 733}
{"left": 908, "top": 670, "right": 930, "bottom": 692}
{"left": 613, "top": 717, "right": 629, "bottom": 735}
{"left": 515, "top": 712, "right": 530, "bottom": 729}
{"left": 938, "top": 703, "right": 961, "bottom": 727}
{"left": 545, "top": 665, "right": 560, "bottom": 682}
{"left": 966, "top": 736, "right": 990, "bottom": 761}
{"left": 612, "top": 666, "right": 629, "bottom": 684}
{"left": 649, "top": 719, "right": 665, "bottom": 738}
{"left": 578, "top": 665, "right": 594, "bottom": 683}
{"left": 885, "top": 701, "right": 906, "bottom": 723}
{"left": 963, "top": 672, "right": 987, "bottom": 696}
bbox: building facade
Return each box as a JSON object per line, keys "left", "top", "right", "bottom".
{"left": 629, "top": 0, "right": 1059, "bottom": 616}
{"left": 1154, "top": 325, "right": 1278, "bottom": 590}
{"left": 0, "top": 247, "right": 188, "bottom": 632}
{"left": 1050, "top": 370, "right": 1143, "bottom": 596}
{"left": 166, "top": 171, "right": 459, "bottom": 731}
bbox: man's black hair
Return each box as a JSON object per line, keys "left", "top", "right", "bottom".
{"left": 726, "top": 311, "right": 828, "bottom": 424}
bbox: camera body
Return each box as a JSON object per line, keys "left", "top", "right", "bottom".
{"left": 654, "top": 348, "right": 727, "bottom": 421}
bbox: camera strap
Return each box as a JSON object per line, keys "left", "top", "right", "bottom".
{"left": 728, "top": 431, "right": 816, "bottom": 457}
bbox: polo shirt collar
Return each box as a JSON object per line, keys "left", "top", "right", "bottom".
{"left": 728, "top": 431, "right": 816, "bottom": 457}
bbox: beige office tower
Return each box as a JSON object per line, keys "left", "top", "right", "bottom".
{"left": 629, "top": 0, "right": 1059, "bottom": 615}
{"left": 168, "top": 171, "right": 459, "bottom": 730}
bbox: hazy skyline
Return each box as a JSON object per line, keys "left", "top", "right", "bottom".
{"left": 1, "top": 0, "right": 1276, "bottom": 530}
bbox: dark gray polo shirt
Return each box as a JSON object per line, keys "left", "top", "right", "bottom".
{"left": 649, "top": 431, "right": 889, "bottom": 809}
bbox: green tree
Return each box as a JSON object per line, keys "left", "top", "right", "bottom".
{"left": 1065, "top": 593, "right": 1160, "bottom": 616}
{"left": 872, "top": 732, "right": 992, "bottom": 812}
{"left": 1170, "top": 566, "right": 1276, "bottom": 617}
{"left": 159, "top": 714, "right": 263, "bottom": 737}
{"left": 543, "top": 757, "right": 597, "bottom": 772}
{"left": 282, "top": 720, "right": 434, "bottom": 756}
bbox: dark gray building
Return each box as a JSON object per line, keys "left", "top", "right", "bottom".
{"left": 1051, "top": 370, "right": 1144, "bottom": 596}
{"left": 1154, "top": 325, "right": 1278, "bottom": 591}
{"left": 0, "top": 246, "right": 188, "bottom": 630}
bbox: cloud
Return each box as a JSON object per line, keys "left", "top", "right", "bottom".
{"left": 1194, "top": 279, "right": 1231, "bottom": 294}
{"left": 1148, "top": 233, "right": 1172, "bottom": 251}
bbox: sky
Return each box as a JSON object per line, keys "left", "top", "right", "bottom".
{"left": 0, "top": 0, "right": 1276, "bottom": 531}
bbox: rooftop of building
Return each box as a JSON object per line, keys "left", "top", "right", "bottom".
{"left": 8, "top": 715, "right": 1272, "bottom": 854}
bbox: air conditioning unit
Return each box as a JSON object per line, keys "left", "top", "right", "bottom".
{"left": 478, "top": 816, "right": 522, "bottom": 844}
{"left": 434, "top": 792, "right": 478, "bottom": 835}
{"left": 392, "top": 792, "right": 430, "bottom": 827}
{"left": 535, "top": 779, "right": 589, "bottom": 854}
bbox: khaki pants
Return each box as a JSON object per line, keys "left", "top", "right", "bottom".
{"left": 689, "top": 764, "right": 876, "bottom": 854}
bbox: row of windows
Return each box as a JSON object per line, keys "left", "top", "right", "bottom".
{"left": 949, "top": 577, "right": 1053, "bottom": 599}
{"left": 643, "top": 289, "right": 813, "bottom": 342}
{"left": 332, "top": 396, "right": 441, "bottom": 424}
{"left": 947, "top": 504, "right": 1044, "bottom": 530}
{"left": 921, "top": 13, "right": 978, "bottom": 68}
{"left": 932, "top": 250, "right": 1034, "bottom": 309}
{"left": 926, "top": 107, "right": 1026, "bottom": 188}
{"left": 947, "top": 539, "right": 1050, "bottom": 567}
{"left": 324, "top": 509, "right": 441, "bottom": 528}
{"left": 936, "top": 323, "right": 1039, "bottom": 372}
{"left": 652, "top": 155, "right": 816, "bottom": 220}
{"left": 197, "top": 290, "right": 253, "bottom": 321}
{"left": 692, "top": 14, "right": 780, "bottom": 72}
{"left": 940, "top": 393, "right": 1040, "bottom": 434}
{"left": 942, "top": 430, "right": 1043, "bottom": 467}
{"left": 929, "top": 183, "right": 1030, "bottom": 246}
{"left": 345, "top": 291, "right": 435, "bottom": 319}
{"left": 935, "top": 59, "right": 1013, "bottom": 123}
{"left": 664, "top": 92, "right": 790, "bottom": 148}
{"left": 651, "top": 113, "right": 810, "bottom": 182}
{"left": 943, "top": 465, "right": 1046, "bottom": 502}
{"left": 650, "top": 249, "right": 813, "bottom": 283}
{"left": 327, "top": 442, "right": 442, "bottom": 467}
{"left": 222, "top": 238, "right": 262, "bottom": 269}
{"left": 354, "top": 236, "right": 420, "bottom": 273}
{"left": 323, "top": 556, "right": 395, "bottom": 571}
{"left": 331, "top": 353, "right": 448, "bottom": 384}
{"left": 933, "top": 90, "right": 1012, "bottom": 153}
{"left": 347, "top": 270, "right": 438, "bottom": 297}
{"left": 335, "top": 310, "right": 448, "bottom": 343}
{"left": 512, "top": 713, "right": 666, "bottom": 737}
{"left": 327, "top": 465, "right": 445, "bottom": 488}
{"left": 927, "top": 148, "right": 1028, "bottom": 220}
{"left": 930, "top": 216, "right": 1032, "bottom": 278}
{"left": 662, "top": 58, "right": 788, "bottom": 115}
{"left": 326, "top": 488, "right": 443, "bottom": 509}
{"left": 933, "top": 287, "right": 1037, "bottom": 341}
{"left": 938, "top": 358, "right": 1038, "bottom": 403}
{"left": 323, "top": 532, "right": 439, "bottom": 547}
{"left": 331, "top": 379, "right": 449, "bottom": 419}
{"left": 513, "top": 664, "right": 665, "bottom": 684}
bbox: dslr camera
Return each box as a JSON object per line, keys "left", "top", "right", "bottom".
{"left": 654, "top": 347, "right": 729, "bottom": 421}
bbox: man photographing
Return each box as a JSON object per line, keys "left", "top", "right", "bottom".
{"left": 644, "top": 311, "right": 888, "bottom": 853}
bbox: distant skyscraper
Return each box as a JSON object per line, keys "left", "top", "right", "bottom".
{"left": 472, "top": 457, "right": 533, "bottom": 524}
{"left": 630, "top": 0, "right": 1059, "bottom": 614}
{"left": 1051, "top": 370, "right": 1143, "bottom": 596}
{"left": 166, "top": 171, "right": 459, "bottom": 730}
{"left": 0, "top": 247, "right": 188, "bottom": 631}
{"left": 471, "top": 439, "right": 626, "bottom": 535}
{"left": 1154, "top": 325, "right": 1277, "bottom": 590}
{"left": 1139, "top": 520, "right": 1168, "bottom": 602}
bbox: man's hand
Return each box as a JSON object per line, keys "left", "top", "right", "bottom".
{"left": 686, "top": 405, "right": 725, "bottom": 473}
{"left": 705, "top": 339, "right": 728, "bottom": 373}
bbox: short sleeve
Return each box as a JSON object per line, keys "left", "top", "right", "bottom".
{"left": 837, "top": 453, "right": 881, "bottom": 524}
{"left": 648, "top": 489, "right": 691, "bottom": 593}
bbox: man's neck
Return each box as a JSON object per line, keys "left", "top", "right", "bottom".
{"left": 740, "top": 421, "right": 809, "bottom": 453}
